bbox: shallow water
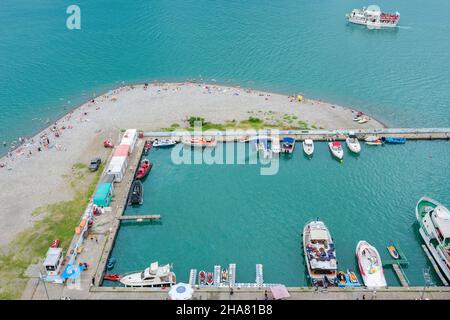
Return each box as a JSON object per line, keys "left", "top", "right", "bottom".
{"left": 1, "top": 0, "right": 450, "bottom": 151}
{"left": 107, "top": 141, "right": 450, "bottom": 286}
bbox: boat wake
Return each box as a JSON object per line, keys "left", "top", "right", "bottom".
{"left": 397, "top": 26, "right": 412, "bottom": 30}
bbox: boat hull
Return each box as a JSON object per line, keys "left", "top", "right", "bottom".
{"left": 416, "top": 197, "right": 450, "bottom": 282}
{"left": 356, "top": 241, "right": 387, "bottom": 288}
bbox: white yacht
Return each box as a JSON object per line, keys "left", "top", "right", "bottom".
{"left": 271, "top": 139, "right": 281, "bottom": 153}
{"left": 345, "top": 134, "right": 361, "bottom": 154}
{"left": 303, "top": 220, "right": 337, "bottom": 286}
{"left": 302, "top": 139, "right": 314, "bottom": 157}
{"left": 416, "top": 197, "right": 450, "bottom": 282}
{"left": 120, "top": 262, "right": 176, "bottom": 287}
{"left": 153, "top": 138, "right": 177, "bottom": 148}
{"left": 346, "top": 5, "right": 400, "bottom": 29}
{"left": 356, "top": 241, "right": 387, "bottom": 288}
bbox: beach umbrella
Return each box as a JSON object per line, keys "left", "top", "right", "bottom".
{"left": 270, "top": 285, "right": 290, "bottom": 300}
{"left": 168, "top": 283, "right": 194, "bottom": 300}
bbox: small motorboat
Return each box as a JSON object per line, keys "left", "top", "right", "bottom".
{"left": 281, "top": 137, "right": 296, "bottom": 154}
{"left": 358, "top": 117, "right": 370, "bottom": 124}
{"left": 107, "top": 257, "right": 117, "bottom": 270}
{"left": 271, "top": 139, "right": 281, "bottom": 153}
{"left": 128, "top": 180, "right": 144, "bottom": 205}
{"left": 136, "top": 159, "right": 152, "bottom": 180}
{"left": 328, "top": 141, "right": 344, "bottom": 161}
{"left": 356, "top": 241, "right": 387, "bottom": 288}
{"left": 206, "top": 272, "right": 214, "bottom": 286}
{"left": 103, "top": 140, "right": 114, "bottom": 148}
{"left": 199, "top": 270, "right": 206, "bottom": 286}
{"left": 353, "top": 112, "right": 364, "bottom": 121}
{"left": 182, "top": 136, "right": 217, "bottom": 148}
{"left": 120, "top": 262, "right": 176, "bottom": 287}
{"left": 365, "top": 136, "right": 383, "bottom": 146}
{"left": 302, "top": 139, "right": 314, "bottom": 157}
{"left": 221, "top": 269, "right": 228, "bottom": 282}
{"left": 143, "top": 140, "right": 152, "bottom": 155}
{"left": 345, "top": 134, "right": 361, "bottom": 154}
{"left": 381, "top": 137, "right": 406, "bottom": 144}
{"left": 153, "top": 138, "right": 177, "bottom": 148}
{"left": 347, "top": 269, "right": 360, "bottom": 285}
{"left": 104, "top": 273, "right": 121, "bottom": 281}
{"left": 387, "top": 245, "right": 400, "bottom": 259}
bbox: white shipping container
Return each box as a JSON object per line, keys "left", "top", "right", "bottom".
{"left": 120, "top": 129, "right": 137, "bottom": 153}
{"left": 106, "top": 156, "right": 128, "bottom": 182}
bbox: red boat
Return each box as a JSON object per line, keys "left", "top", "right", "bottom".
{"left": 206, "top": 272, "right": 214, "bottom": 286}
{"left": 103, "top": 140, "right": 114, "bottom": 148}
{"left": 199, "top": 270, "right": 206, "bottom": 285}
{"left": 136, "top": 159, "right": 152, "bottom": 179}
{"left": 50, "top": 239, "right": 60, "bottom": 248}
{"left": 104, "top": 274, "right": 121, "bottom": 281}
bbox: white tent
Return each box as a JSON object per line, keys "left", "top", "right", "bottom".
{"left": 168, "top": 283, "right": 194, "bottom": 300}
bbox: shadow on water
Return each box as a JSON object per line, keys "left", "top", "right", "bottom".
{"left": 120, "top": 220, "right": 163, "bottom": 227}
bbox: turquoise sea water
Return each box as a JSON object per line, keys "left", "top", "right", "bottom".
{"left": 1, "top": 0, "right": 450, "bottom": 150}
{"left": 107, "top": 142, "right": 450, "bottom": 286}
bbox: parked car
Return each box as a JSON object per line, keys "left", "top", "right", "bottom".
{"left": 89, "top": 157, "right": 101, "bottom": 171}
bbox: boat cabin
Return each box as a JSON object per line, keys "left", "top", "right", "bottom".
{"left": 43, "top": 247, "right": 63, "bottom": 276}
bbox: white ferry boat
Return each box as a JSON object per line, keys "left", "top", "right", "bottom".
{"left": 346, "top": 5, "right": 400, "bottom": 29}
{"left": 303, "top": 220, "right": 337, "bottom": 286}
{"left": 120, "top": 262, "right": 176, "bottom": 287}
{"left": 416, "top": 197, "right": 450, "bottom": 282}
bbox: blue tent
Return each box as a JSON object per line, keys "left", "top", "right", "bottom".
{"left": 60, "top": 264, "right": 85, "bottom": 280}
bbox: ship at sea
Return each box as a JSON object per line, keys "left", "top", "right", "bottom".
{"left": 346, "top": 5, "right": 400, "bottom": 29}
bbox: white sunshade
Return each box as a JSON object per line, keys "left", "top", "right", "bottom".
{"left": 310, "top": 229, "right": 328, "bottom": 241}
{"left": 169, "top": 283, "right": 194, "bottom": 300}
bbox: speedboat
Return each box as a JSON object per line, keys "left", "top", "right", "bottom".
{"left": 381, "top": 137, "right": 406, "bottom": 144}
{"left": 221, "top": 269, "right": 228, "bottom": 282}
{"left": 128, "top": 180, "right": 144, "bottom": 205}
{"left": 206, "top": 272, "right": 214, "bottom": 286}
{"left": 358, "top": 117, "right": 369, "bottom": 124}
{"left": 353, "top": 112, "right": 365, "bottom": 121}
{"left": 387, "top": 245, "right": 400, "bottom": 259}
{"left": 356, "top": 241, "right": 387, "bottom": 288}
{"left": 136, "top": 159, "right": 152, "bottom": 179}
{"left": 337, "top": 270, "right": 361, "bottom": 287}
{"left": 120, "top": 262, "right": 176, "bottom": 287}
{"left": 199, "top": 270, "right": 206, "bottom": 286}
{"left": 153, "top": 138, "right": 177, "bottom": 148}
{"left": 346, "top": 5, "right": 400, "bottom": 29}
{"left": 345, "top": 134, "right": 361, "bottom": 154}
{"left": 365, "top": 135, "right": 383, "bottom": 146}
{"left": 271, "top": 139, "right": 281, "bottom": 153}
{"left": 182, "top": 136, "right": 217, "bottom": 148}
{"left": 104, "top": 273, "right": 121, "bottom": 281}
{"left": 416, "top": 196, "right": 450, "bottom": 282}
{"left": 328, "top": 141, "right": 344, "bottom": 161}
{"left": 281, "top": 137, "right": 296, "bottom": 154}
{"left": 302, "top": 139, "right": 314, "bottom": 157}
{"left": 143, "top": 140, "right": 152, "bottom": 155}
{"left": 303, "top": 219, "right": 338, "bottom": 286}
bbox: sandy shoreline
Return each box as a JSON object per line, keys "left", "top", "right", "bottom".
{"left": 0, "top": 82, "right": 384, "bottom": 247}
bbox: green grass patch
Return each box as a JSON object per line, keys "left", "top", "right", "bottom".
{"left": 0, "top": 164, "right": 104, "bottom": 299}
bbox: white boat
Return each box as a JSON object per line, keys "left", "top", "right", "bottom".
{"left": 345, "top": 135, "right": 361, "bottom": 153}
{"left": 303, "top": 220, "right": 337, "bottom": 286}
{"left": 153, "top": 138, "right": 177, "bottom": 148}
{"left": 364, "top": 135, "right": 383, "bottom": 146}
{"left": 271, "top": 139, "right": 281, "bottom": 153}
{"left": 120, "top": 262, "right": 176, "bottom": 287}
{"left": 416, "top": 197, "right": 450, "bottom": 282}
{"left": 328, "top": 141, "right": 344, "bottom": 161}
{"left": 346, "top": 5, "right": 400, "bottom": 29}
{"left": 356, "top": 241, "right": 387, "bottom": 288}
{"left": 302, "top": 139, "right": 314, "bottom": 157}
{"left": 358, "top": 117, "right": 370, "bottom": 124}
{"left": 281, "top": 137, "right": 296, "bottom": 154}
{"left": 182, "top": 136, "right": 217, "bottom": 148}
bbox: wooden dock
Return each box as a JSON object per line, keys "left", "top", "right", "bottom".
{"left": 421, "top": 244, "right": 449, "bottom": 286}
{"left": 392, "top": 264, "right": 409, "bottom": 287}
{"left": 118, "top": 215, "right": 161, "bottom": 221}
